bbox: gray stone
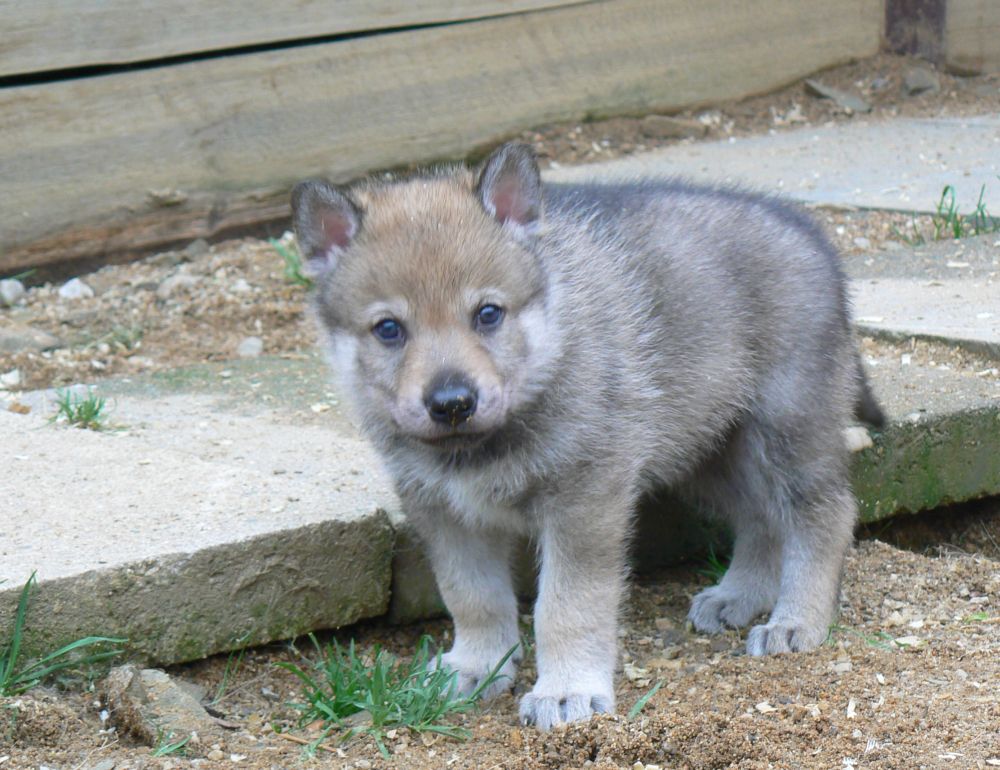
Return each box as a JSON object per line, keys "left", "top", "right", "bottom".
{"left": 0, "top": 322, "right": 60, "bottom": 353}
{"left": 183, "top": 238, "right": 210, "bottom": 259}
{"left": 230, "top": 278, "right": 252, "bottom": 294}
{"left": 0, "top": 368, "right": 21, "bottom": 389}
{"left": 903, "top": 66, "right": 940, "bottom": 96}
{"left": 804, "top": 79, "right": 872, "bottom": 113}
{"left": 639, "top": 115, "right": 708, "bottom": 139}
{"left": 0, "top": 278, "right": 26, "bottom": 307}
{"left": 102, "top": 665, "right": 224, "bottom": 751}
{"left": 58, "top": 277, "right": 95, "bottom": 300}
{"left": 236, "top": 335, "right": 263, "bottom": 358}
{"left": 156, "top": 273, "right": 200, "bottom": 300}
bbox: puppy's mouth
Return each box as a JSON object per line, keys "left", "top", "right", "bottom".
{"left": 416, "top": 430, "right": 490, "bottom": 449}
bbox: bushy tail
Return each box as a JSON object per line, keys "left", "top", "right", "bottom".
{"left": 854, "top": 357, "right": 886, "bottom": 428}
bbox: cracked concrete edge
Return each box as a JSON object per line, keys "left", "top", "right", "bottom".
{"left": 852, "top": 405, "right": 1000, "bottom": 522}
{"left": 1, "top": 510, "right": 394, "bottom": 664}
{"left": 857, "top": 324, "right": 1000, "bottom": 362}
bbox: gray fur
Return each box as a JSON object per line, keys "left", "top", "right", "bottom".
{"left": 292, "top": 143, "right": 877, "bottom": 730}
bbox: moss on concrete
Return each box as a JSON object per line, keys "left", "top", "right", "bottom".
{"left": 852, "top": 406, "right": 1000, "bottom": 522}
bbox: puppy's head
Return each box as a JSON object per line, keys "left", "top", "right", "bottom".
{"left": 292, "top": 143, "right": 556, "bottom": 449}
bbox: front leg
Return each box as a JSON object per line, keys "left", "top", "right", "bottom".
{"left": 519, "top": 485, "right": 631, "bottom": 730}
{"left": 412, "top": 505, "right": 521, "bottom": 700}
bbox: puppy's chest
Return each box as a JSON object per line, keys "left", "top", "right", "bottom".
{"left": 439, "top": 472, "right": 532, "bottom": 533}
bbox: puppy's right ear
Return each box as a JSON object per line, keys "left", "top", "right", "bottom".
{"left": 476, "top": 143, "right": 542, "bottom": 241}
{"left": 291, "top": 180, "right": 361, "bottom": 275}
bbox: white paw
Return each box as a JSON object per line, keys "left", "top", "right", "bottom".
{"left": 519, "top": 678, "right": 614, "bottom": 730}
{"left": 746, "top": 618, "right": 827, "bottom": 656}
{"left": 688, "top": 585, "right": 765, "bottom": 632}
{"left": 438, "top": 647, "right": 518, "bottom": 701}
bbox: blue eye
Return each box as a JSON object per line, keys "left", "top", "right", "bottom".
{"left": 476, "top": 304, "right": 504, "bottom": 329}
{"left": 372, "top": 318, "right": 403, "bottom": 343}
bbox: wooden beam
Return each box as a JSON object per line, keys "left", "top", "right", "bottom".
{"left": 0, "top": 1, "right": 583, "bottom": 77}
{"left": 0, "top": 0, "right": 882, "bottom": 276}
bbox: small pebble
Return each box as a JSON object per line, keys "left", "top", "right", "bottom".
{"left": 0, "top": 278, "right": 26, "bottom": 307}
{"left": 237, "top": 336, "right": 263, "bottom": 358}
{"left": 0, "top": 369, "right": 21, "bottom": 389}
{"left": 903, "top": 66, "right": 940, "bottom": 96}
{"left": 184, "top": 238, "right": 210, "bottom": 258}
{"left": 58, "top": 278, "right": 95, "bottom": 300}
{"left": 156, "top": 273, "right": 199, "bottom": 300}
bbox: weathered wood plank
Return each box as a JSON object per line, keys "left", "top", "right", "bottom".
{"left": 0, "top": 1, "right": 583, "bottom": 77}
{"left": 946, "top": 0, "right": 1000, "bottom": 73}
{"left": 0, "top": 0, "right": 882, "bottom": 275}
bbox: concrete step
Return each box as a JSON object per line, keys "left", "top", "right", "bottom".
{"left": 544, "top": 115, "right": 1000, "bottom": 214}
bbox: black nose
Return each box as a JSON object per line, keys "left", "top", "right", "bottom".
{"left": 425, "top": 373, "right": 478, "bottom": 425}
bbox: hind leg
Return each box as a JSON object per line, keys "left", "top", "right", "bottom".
{"left": 687, "top": 417, "right": 855, "bottom": 653}
{"left": 688, "top": 514, "right": 781, "bottom": 632}
{"left": 746, "top": 488, "right": 855, "bottom": 655}
{"left": 688, "top": 424, "right": 785, "bottom": 634}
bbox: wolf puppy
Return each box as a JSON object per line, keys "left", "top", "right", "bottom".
{"left": 292, "top": 143, "right": 880, "bottom": 730}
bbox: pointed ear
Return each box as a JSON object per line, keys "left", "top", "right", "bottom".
{"left": 475, "top": 143, "right": 542, "bottom": 239}
{"left": 291, "top": 179, "right": 361, "bottom": 275}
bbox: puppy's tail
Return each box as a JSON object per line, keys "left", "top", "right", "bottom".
{"left": 854, "top": 356, "right": 886, "bottom": 428}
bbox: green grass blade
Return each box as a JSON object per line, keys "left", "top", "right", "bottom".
{"left": 628, "top": 680, "right": 663, "bottom": 718}
{"left": 0, "top": 573, "right": 36, "bottom": 695}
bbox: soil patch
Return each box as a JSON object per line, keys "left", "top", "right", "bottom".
{"left": 3, "top": 541, "right": 999, "bottom": 769}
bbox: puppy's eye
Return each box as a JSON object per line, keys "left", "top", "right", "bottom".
{"left": 372, "top": 318, "right": 404, "bottom": 343}
{"left": 475, "top": 304, "right": 504, "bottom": 330}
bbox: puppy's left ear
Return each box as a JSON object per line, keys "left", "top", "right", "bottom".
{"left": 291, "top": 179, "right": 361, "bottom": 276}
{"left": 476, "top": 143, "right": 542, "bottom": 240}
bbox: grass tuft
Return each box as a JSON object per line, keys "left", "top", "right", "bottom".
{"left": 151, "top": 731, "right": 190, "bottom": 757}
{"left": 89, "top": 325, "right": 144, "bottom": 353}
{"left": 270, "top": 237, "right": 313, "bottom": 288}
{"left": 627, "top": 679, "right": 663, "bottom": 718}
{"left": 278, "top": 635, "right": 514, "bottom": 757}
{"left": 211, "top": 636, "right": 251, "bottom": 706}
{"left": 696, "top": 545, "right": 729, "bottom": 585}
{"left": 891, "top": 182, "right": 999, "bottom": 246}
{"left": 826, "top": 624, "right": 895, "bottom": 652}
{"left": 51, "top": 388, "right": 109, "bottom": 430}
{"left": 1, "top": 573, "right": 126, "bottom": 697}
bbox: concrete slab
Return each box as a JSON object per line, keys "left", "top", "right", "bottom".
{"left": 846, "top": 233, "right": 1000, "bottom": 356}
{"left": 0, "top": 356, "right": 396, "bottom": 663}
{"left": 544, "top": 115, "right": 1000, "bottom": 214}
